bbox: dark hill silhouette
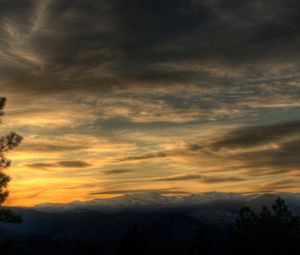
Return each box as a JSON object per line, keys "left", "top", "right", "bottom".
{"left": 0, "top": 194, "right": 299, "bottom": 254}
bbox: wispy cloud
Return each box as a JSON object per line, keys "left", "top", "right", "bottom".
{"left": 212, "top": 119, "right": 300, "bottom": 150}
{"left": 154, "top": 174, "right": 245, "bottom": 183}
{"left": 259, "top": 179, "right": 299, "bottom": 193}
{"left": 26, "top": 160, "right": 91, "bottom": 169}
{"left": 104, "top": 169, "right": 134, "bottom": 175}
{"left": 1, "top": 0, "right": 300, "bottom": 206}
{"left": 114, "top": 152, "right": 168, "bottom": 162}
{"left": 91, "top": 189, "right": 189, "bottom": 196}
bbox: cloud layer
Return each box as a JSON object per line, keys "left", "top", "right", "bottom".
{"left": 0, "top": 0, "right": 300, "bottom": 206}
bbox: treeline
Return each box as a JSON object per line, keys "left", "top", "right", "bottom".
{"left": 118, "top": 198, "right": 300, "bottom": 255}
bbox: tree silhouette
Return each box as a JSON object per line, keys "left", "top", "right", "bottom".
{"left": 223, "top": 197, "right": 300, "bottom": 255}
{"left": 0, "top": 97, "right": 23, "bottom": 223}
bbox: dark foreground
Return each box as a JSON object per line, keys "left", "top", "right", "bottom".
{"left": 0, "top": 193, "right": 300, "bottom": 255}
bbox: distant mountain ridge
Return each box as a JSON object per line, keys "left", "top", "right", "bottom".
{"left": 34, "top": 192, "right": 247, "bottom": 211}
{"left": 34, "top": 192, "right": 300, "bottom": 212}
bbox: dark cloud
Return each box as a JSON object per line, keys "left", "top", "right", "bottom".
{"left": 154, "top": 174, "right": 244, "bottom": 183}
{"left": 56, "top": 161, "right": 91, "bottom": 167}
{"left": 185, "top": 144, "right": 204, "bottom": 152}
{"left": 235, "top": 137, "right": 300, "bottom": 172}
{"left": 154, "top": 174, "right": 203, "bottom": 181}
{"left": 2, "top": 0, "right": 300, "bottom": 97}
{"left": 26, "top": 160, "right": 91, "bottom": 169}
{"left": 26, "top": 163, "right": 54, "bottom": 169}
{"left": 114, "top": 152, "right": 168, "bottom": 162}
{"left": 104, "top": 169, "right": 134, "bottom": 175}
{"left": 212, "top": 119, "right": 300, "bottom": 150}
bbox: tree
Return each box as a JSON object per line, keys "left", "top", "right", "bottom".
{"left": 223, "top": 197, "right": 300, "bottom": 255}
{"left": 0, "top": 97, "right": 23, "bottom": 223}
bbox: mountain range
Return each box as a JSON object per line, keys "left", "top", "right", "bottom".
{"left": 0, "top": 192, "right": 299, "bottom": 255}
{"left": 34, "top": 191, "right": 300, "bottom": 212}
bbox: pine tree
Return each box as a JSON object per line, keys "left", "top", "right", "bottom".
{"left": 0, "top": 97, "right": 23, "bottom": 223}
{"left": 224, "top": 198, "right": 300, "bottom": 255}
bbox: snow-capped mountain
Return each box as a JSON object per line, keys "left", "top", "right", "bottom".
{"left": 34, "top": 192, "right": 254, "bottom": 211}
{"left": 179, "top": 192, "right": 244, "bottom": 205}
{"left": 34, "top": 192, "right": 300, "bottom": 212}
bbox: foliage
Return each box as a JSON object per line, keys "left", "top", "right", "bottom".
{"left": 223, "top": 197, "right": 300, "bottom": 255}
{"left": 0, "top": 97, "right": 23, "bottom": 223}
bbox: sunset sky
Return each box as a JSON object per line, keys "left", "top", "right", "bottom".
{"left": 1, "top": 0, "right": 300, "bottom": 206}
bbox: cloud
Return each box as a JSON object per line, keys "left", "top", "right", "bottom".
{"left": 259, "top": 179, "right": 298, "bottom": 193}
{"left": 154, "top": 174, "right": 244, "bottom": 183}
{"left": 16, "top": 134, "right": 111, "bottom": 154}
{"left": 1, "top": 0, "right": 300, "bottom": 132}
{"left": 91, "top": 189, "right": 189, "bottom": 195}
{"left": 103, "top": 118, "right": 300, "bottom": 176}
{"left": 104, "top": 169, "right": 134, "bottom": 175}
{"left": 235, "top": 137, "right": 300, "bottom": 173}
{"left": 114, "top": 152, "right": 168, "bottom": 162}
{"left": 154, "top": 174, "right": 203, "bottom": 182}
{"left": 212, "top": 119, "right": 300, "bottom": 150}
{"left": 89, "top": 117, "right": 300, "bottom": 180}
{"left": 20, "top": 143, "right": 87, "bottom": 153}
{"left": 25, "top": 163, "right": 54, "bottom": 169}
{"left": 2, "top": 0, "right": 300, "bottom": 205}
{"left": 56, "top": 161, "right": 91, "bottom": 168}
{"left": 1, "top": 0, "right": 300, "bottom": 99}
{"left": 201, "top": 176, "right": 245, "bottom": 184}
{"left": 26, "top": 160, "right": 91, "bottom": 169}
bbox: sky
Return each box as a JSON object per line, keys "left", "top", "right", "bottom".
{"left": 1, "top": 0, "right": 300, "bottom": 206}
